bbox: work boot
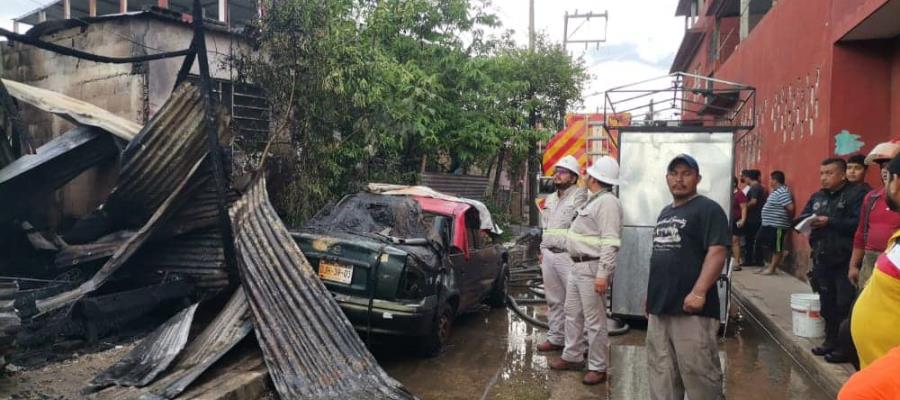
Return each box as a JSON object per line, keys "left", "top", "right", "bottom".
{"left": 582, "top": 370, "right": 607, "bottom": 385}
{"left": 536, "top": 340, "right": 564, "bottom": 352}
{"left": 549, "top": 358, "right": 584, "bottom": 371}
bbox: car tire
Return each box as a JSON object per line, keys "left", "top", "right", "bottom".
{"left": 486, "top": 263, "right": 509, "bottom": 308}
{"left": 418, "top": 301, "right": 453, "bottom": 357}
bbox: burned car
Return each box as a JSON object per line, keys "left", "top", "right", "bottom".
{"left": 292, "top": 191, "right": 508, "bottom": 356}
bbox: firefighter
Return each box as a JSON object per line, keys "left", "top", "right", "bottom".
{"left": 536, "top": 155, "right": 588, "bottom": 352}
{"left": 549, "top": 156, "right": 622, "bottom": 385}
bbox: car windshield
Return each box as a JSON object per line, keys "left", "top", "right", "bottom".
{"left": 304, "top": 193, "right": 434, "bottom": 241}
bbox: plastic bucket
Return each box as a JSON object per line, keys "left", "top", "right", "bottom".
{"left": 790, "top": 293, "right": 824, "bottom": 338}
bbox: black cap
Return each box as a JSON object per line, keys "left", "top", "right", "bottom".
{"left": 887, "top": 154, "right": 900, "bottom": 176}
{"left": 668, "top": 154, "right": 700, "bottom": 173}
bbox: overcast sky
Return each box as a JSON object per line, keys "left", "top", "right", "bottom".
{"left": 1, "top": 0, "right": 684, "bottom": 112}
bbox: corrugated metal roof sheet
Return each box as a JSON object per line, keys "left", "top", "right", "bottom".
{"left": 0, "top": 126, "right": 118, "bottom": 223}
{"left": 141, "top": 287, "right": 252, "bottom": 398}
{"left": 104, "top": 82, "right": 231, "bottom": 227}
{"left": 230, "top": 177, "right": 417, "bottom": 400}
{"left": 36, "top": 156, "right": 208, "bottom": 315}
{"left": 1, "top": 79, "right": 141, "bottom": 141}
{"left": 89, "top": 303, "right": 198, "bottom": 390}
{"left": 36, "top": 80, "right": 232, "bottom": 314}
{"left": 90, "top": 287, "right": 253, "bottom": 400}
{"left": 137, "top": 229, "right": 229, "bottom": 290}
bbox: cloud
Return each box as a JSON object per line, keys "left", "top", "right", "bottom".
{"left": 487, "top": 0, "right": 684, "bottom": 113}
{"left": 576, "top": 59, "right": 672, "bottom": 113}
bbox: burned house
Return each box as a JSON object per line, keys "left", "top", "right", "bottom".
{"left": 2, "top": 1, "right": 268, "bottom": 232}
{"left": 0, "top": 1, "right": 422, "bottom": 398}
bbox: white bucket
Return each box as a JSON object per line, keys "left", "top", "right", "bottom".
{"left": 790, "top": 293, "right": 825, "bottom": 338}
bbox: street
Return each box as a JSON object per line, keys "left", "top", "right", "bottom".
{"left": 375, "top": 300, "right": 831, "bottom": 400}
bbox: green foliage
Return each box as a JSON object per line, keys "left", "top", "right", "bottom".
{"left": 240, "top": 0, "right": 588, "bottom": 226}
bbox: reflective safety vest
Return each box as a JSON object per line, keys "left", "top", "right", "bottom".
{"left": 540, "top": 186, "right": 588, "bottom": 251}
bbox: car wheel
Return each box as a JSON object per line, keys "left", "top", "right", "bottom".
{"left": 418, "top": 301, "right": 453, "bottom": 357}
{"left": 486, "top": 263, "right": 509, "bottom": 308}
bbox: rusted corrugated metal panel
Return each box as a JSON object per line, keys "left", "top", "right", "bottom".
{"left": 0, "top": 126, "right": 118, "bottom": 223}
{"left": 36, "top": 155, "right": 208, "bottom": 315}
{"left": 89, "top": 303, "right": 198, "bottom": 390}
{"left": 104, "top": 82, "right": 230, "bottom": 227}
{"left": 89, "top": 287, "right": 252, "bottom": 400}
{"left": 137, "top": 229, "right": 229, "bottom": 290}
{"left": 158, "top": 181, "right": 240, "bottom": 239}
{"left": 141, "top": 287, "right": 252, "bottom": 398}
{"left": 419, "top": 173, "right": 489, "bottom": 200}
{"left": 230, "top": 177, "right": 416, "bottom": 400}
{"left": 36, "top": 80, "right": 233, "bottom": 314}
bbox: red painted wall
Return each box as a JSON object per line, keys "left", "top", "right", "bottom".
{"left": 674, "top": 0, "right": 899, "bottom": 273}
{"left": 892, "top": 38, "right": 900, "bottom": 137}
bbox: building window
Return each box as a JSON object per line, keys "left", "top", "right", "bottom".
{"left": 709, "top": 18, "right": 720, "bottom": 63}
{"left": 187, "top": 76, "right": 270, "bottom": 172}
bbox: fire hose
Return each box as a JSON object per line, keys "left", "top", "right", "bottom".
{"left": 505, "top": 265, "right": 629, "bottom": 336}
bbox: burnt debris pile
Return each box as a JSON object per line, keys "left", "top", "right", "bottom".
{"left": 0, "top": 2, "right": 417, "bottom": 397}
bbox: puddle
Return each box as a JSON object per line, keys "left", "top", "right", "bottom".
{"left": 377, "top": 301, "right": 832, "bottom": 400}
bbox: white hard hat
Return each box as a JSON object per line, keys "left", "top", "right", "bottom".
{"left": 586, "top": 156, "right": 620, "bottom": 186}
{"left": 553, "top": 155, "right": 581, "bottom": 177}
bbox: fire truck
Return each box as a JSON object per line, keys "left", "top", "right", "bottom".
{"left": 538, "top": 113, "right": 631, "bottom": 199}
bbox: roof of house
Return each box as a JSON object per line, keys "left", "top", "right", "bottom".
{"left": 15, "top": 0, "right": 258, "bottom": 31}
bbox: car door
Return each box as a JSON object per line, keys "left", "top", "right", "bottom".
{"left": 472, "top": 231, "right": 502, "bottom": 300}
{"left": 448, "top": 223, "right": 478, "bottom": 312}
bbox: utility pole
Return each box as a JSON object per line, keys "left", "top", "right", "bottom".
{"left": 526, "top": 0, "right": 538, "bottom": 226}
{"left": 529, "top": 0, "right": 535, "bottom": 51}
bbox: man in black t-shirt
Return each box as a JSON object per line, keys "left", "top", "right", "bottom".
{"left": 646, "top": 154, "right": 729, "bottom": 400}
{"left": 742, "top": 169, "right": 766, "bottom": 266}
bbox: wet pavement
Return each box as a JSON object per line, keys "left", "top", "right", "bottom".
{"left": 375, "top": 301, "right": 833, "bottom": 400}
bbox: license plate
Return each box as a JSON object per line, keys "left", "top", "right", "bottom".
{"left": 318, "top": 261, "right": 353, "bottom": 284}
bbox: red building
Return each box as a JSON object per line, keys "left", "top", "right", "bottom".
{"left": 671, "top": 0, "right": 900, "bottom": 273}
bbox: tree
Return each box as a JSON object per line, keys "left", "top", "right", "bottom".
{"left": 239, "top": 0, "right": 587, "bottom": 226}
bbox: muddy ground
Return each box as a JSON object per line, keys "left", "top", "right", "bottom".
{"left": 0, "top": 300, "right": 833, "bottom": 400}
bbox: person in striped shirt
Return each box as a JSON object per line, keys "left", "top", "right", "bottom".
{"left": 757, "top": 171, "right": 795, "bottom": 275}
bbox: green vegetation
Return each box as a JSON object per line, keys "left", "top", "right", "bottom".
{"left": 239, "top": 0, "right": 588, "bottom": 226}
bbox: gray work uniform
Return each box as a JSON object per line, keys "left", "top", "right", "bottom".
{"left": 540, "top": 186, "right": 588, "bottom": 346}
{"left": 560, "top": 189, "right": 622, "bottom": 372}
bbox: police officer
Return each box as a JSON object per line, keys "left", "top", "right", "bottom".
{"left": 799, "top": 157, "right": 867, "bottom": 358}
{"left": 549, "top": 156, "right": 622, "bottom": 385}
{"left": 536, "top": 155, "right": 588, "bottom": 352}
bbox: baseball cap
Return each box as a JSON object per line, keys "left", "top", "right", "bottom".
{"left": 887, "top": 154, "right": 900, "bottom": 176}
{"left": 668, "top": 154, "right": 700, "bottom": 173}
